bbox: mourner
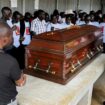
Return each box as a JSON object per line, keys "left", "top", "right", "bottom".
{"left": 1, "top": 7, "right": 18, "bottom": 61}
{"left": 22, "top": 12, "right": 31, "bottom": 46}
{"left": 0, "top": 20, "right": 26, "bottom": 105}
{"left": 1, "top": 7, "right": 12, "bottom": 22}
{"left": 76, "top": 12, "right": 86, "bottom": 25}
{"left": 61, "top": 14, "right": 74, "bottom": 29}
{"left": 47, "top": 15, "right": 62, "bottom": 31}
{"left": 84, "top": 14, "right": 91, "bottom": 25}
{"left": 12, "top": 11, "right": 26, "bottom": 70}
{"left": 31, "top": 10, "right": 46, "bottom": 35}
{"left": 100, "top": 14, "right": 105, "bottom": 53}
{"left": 89, "top": 14, "right": 100, "bottom": 27}
{"left": 1, "top": 7, "right": 16, "bottom": 31}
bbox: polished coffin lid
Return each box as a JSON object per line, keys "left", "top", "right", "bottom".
{"left": 27, "top": 25, "right": 102, "bottom": 55}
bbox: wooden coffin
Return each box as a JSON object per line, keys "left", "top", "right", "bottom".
{"left": 25, "top": 25, "right": 103, "bottom": 84}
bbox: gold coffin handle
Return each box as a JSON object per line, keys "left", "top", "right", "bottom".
{"left": 33, "top": 60, "right": 55, "bottom": 75}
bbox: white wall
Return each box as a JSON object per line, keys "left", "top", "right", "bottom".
{"left": 39, "top": 0, "right": 55, "bottom": 15}
{"left": 56, "top": 0, "right": 101, "bottom": 14}
{"left": 24, "top": 0, "right": 34, "bottom": 14}
{"left": 102, "top": 0, "right": 105, "bottom": 13}
{"left": 0, "top": 0, "right": 103, "bottom": 15}
{"left": 56, "top": 0, "right": 77, "bottom": 13}
{"left": 11, "top": 0, "right": 23, "bottom": 13}
{"left": 91, "top": 0, "right": 101, "bottom": 12}
{"left": 0, "top": 0, "right": 10, "bottom": 8}
{"left": 66, "top": 0, "right": 77, "bottom": 11}
{"left": 24, "top": 0, "right": 56, "bottom": 15}
{"left": 78, "top": 0, "right": 91, "bottom": 13}
{"left": 57, "top": 0, "right": 67, "bottom": 12}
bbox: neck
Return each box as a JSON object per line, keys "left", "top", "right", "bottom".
{"left": 38, "top": 17, "right": 43, "bottom": 21}
{"left": 2, "top": 17, "right": 7, "bottom": 22}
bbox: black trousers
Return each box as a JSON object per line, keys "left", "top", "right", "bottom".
{"left": 17, "top": 44, "right": 25, "bottom": 70}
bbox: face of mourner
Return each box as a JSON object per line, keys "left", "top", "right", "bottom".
{"left": 39, "top": 12, "right": 45, "bottom": 20}
{"left": 52, "top": 16, "right": 58, "bottom": 24}
{"left": 3, "top": 10, "right": 12, "bottom": 20}
{"left": 66, "top": 17, "right": 71, "bottom": 25}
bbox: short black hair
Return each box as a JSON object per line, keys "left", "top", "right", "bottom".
{"left": 37, "top": 10, "right": 45, "bottom": 17}
{"left": 12, "top": 11, "right": 21, "bottom": 18}
{"left": 53, "top": 9, "right": 59, "bottom": 16}
{"left": 25, "top": 12, "right": 32, "bottom": 17}
{"left": 1, "top": 7, "right": 12, "bottom": 14}
{"left": 34, "top": 10, "right": 38, "bottom": 18}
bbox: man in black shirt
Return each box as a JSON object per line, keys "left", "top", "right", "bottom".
{"left": 0, "top": 21, "right": 26, "bottom": 105}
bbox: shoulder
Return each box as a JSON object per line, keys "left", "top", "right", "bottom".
{"left": 2, "top": 53, "right": 18, "bottom": 66}
{"left": 31, "top": 18, "right": 39, "bottom": 25}
{"left": 47, "top": 22, "right": 51, "bottom": 26}
{"left": 42, "top": 20, "right": 46, "bottom": 23}
{"left": 56, "top": 23, "right": 61, "bottom": 26}
{"left": 100, "top": 22, "right": 105, "bottom": 26}
{"left": 14, "top": 22, "right": 20, "bottom": 26}
{"left": 32, "top": 18, "right": 38, "bottom": 22}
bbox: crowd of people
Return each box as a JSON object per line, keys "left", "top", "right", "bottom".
{"left": 1, "top": 7, "right": 105, "bottom": 71}
{"left": 0, "top": 6, "right": 105, "bottom": 105}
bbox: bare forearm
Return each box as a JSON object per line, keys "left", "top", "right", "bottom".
{"left": 15, "top": 74, "right": 26, "bottom": 87}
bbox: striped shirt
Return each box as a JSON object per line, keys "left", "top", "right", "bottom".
{"left": 31, "top": 18, "right": 47, "bottom": 35}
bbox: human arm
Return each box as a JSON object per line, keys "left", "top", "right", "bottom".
{"left": 10, "top": 59, "right": 27, "bottom": 87}
{"left": 30, "top": 20, "right": 36, "bottom": 36}
{"left": 15, "top": 72, "right": 26, "bottom": 87}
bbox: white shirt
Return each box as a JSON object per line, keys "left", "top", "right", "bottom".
{"left": 61, "top": 22, "right": 74, "bottom": 29}
{"left": 7, "top": 18, "right": 13, "bottom": 28}
{"left": 89, "top": 22, "right": 100, "bottom": 27}
{"left": 86, "top": 21, "right": 92, "bottom": 25}
{"left": 61, "top": 18, "right": 66, "bottom": 23}
{"left": 7, "top": 19, "right": 20, "bottom": 48}
{"left": 22, "top": 22, "right": 31, "bottom": 45}
{"left": 13, "top": 22, "right": 20, "bottom": 48}
{"left": 58, "top": 16, "right": 65, "bottom": 23}
{"left": 47, "top": 23, "right": 62, "bottom": 32}
{"left": 31, "top": 18, "right": 46, "bottom": 35}
{"left": 76, "top": 18, "right": 80, "bottom": 25}
{"left": 100, "top": 22, "right": 105, "bottom": 43}
{"left": 76, "top": 21, "right": 86, "bottom": 25}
